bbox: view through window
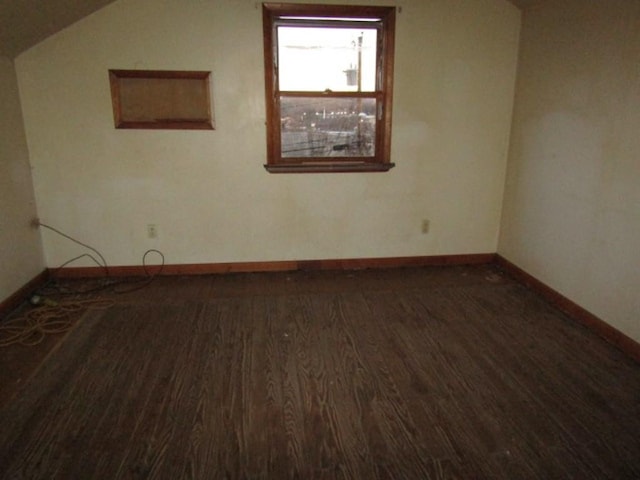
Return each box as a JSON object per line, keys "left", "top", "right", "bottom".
{"left": 262, "top": 4, "right": 396, "bottom": 173}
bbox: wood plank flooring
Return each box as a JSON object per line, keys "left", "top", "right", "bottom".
{"left": 0, "top": 265, "right": 639, "bottom": 479}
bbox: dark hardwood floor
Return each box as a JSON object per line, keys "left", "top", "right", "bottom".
{"left": 1, "top": 264, "right": 639, "bottom": 479}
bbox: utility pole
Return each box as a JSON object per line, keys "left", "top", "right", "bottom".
{"left": 357, "top": 33, "right": 362, "bottom": 93}
{"left": 356, "top": 33, "right": 363, "bottom": 155}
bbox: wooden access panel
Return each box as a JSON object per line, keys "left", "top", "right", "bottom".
{"left": 109, "top": 69, "right": 214, "bottom": 130}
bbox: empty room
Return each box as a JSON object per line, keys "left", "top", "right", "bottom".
{"left": 1, "top": 0, "right": 638, "bottom": 478}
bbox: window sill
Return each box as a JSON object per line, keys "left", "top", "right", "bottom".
{"left": 264, "top": 162, "right": 395, "bottom": 174}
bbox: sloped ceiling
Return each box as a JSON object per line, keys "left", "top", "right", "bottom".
{"left": 507, "top": 0, "right": 546, "bottom": 9}
{"left": 0, "top": 0, "right": 117, "bottom": 58}
{"left": 0, "top": 0, "right": 538, "bottom": 59}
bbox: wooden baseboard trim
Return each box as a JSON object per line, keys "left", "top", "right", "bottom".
{"left": 49, "top": 253, "right": 496, "bottom": 279}
{"left": 496, "top": 255, "right": 640, "bottom": 363}
{"left": 0, "top": 269, "right": 50, "bottom": 319}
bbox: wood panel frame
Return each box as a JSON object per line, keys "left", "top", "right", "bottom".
{"left": 109, "top": 69, "right": 214, "bottom": 130}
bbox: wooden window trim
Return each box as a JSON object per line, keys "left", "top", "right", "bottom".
{"left": 262, "top": 3, "right": 396, "bottom": 173}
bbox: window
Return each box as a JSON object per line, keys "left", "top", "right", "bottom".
{"left": 262, "top": 3, "right": 396, "bottom": 173}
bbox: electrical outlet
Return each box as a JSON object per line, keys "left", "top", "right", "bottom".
{"left": 421, "top": 219, "right": 430, "bottom": 234}
{"left": 147, "top": 224, "right": 158, "bottom": 239}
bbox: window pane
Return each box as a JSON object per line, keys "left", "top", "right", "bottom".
{"left": 278, "top": 27, "right": 377, "bottom": 92}
{"left": 281, "top": 96, "right": 376, "bottom": 158}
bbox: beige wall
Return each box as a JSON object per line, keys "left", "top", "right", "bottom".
{"left": 499, "top": 0, "right": 640, "bottom": 342}
{"left": 15, "top": 0, "right": 520, "bottom": 269}
{"left": 0, "top": 56, "right": 44, "bottom": 303}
